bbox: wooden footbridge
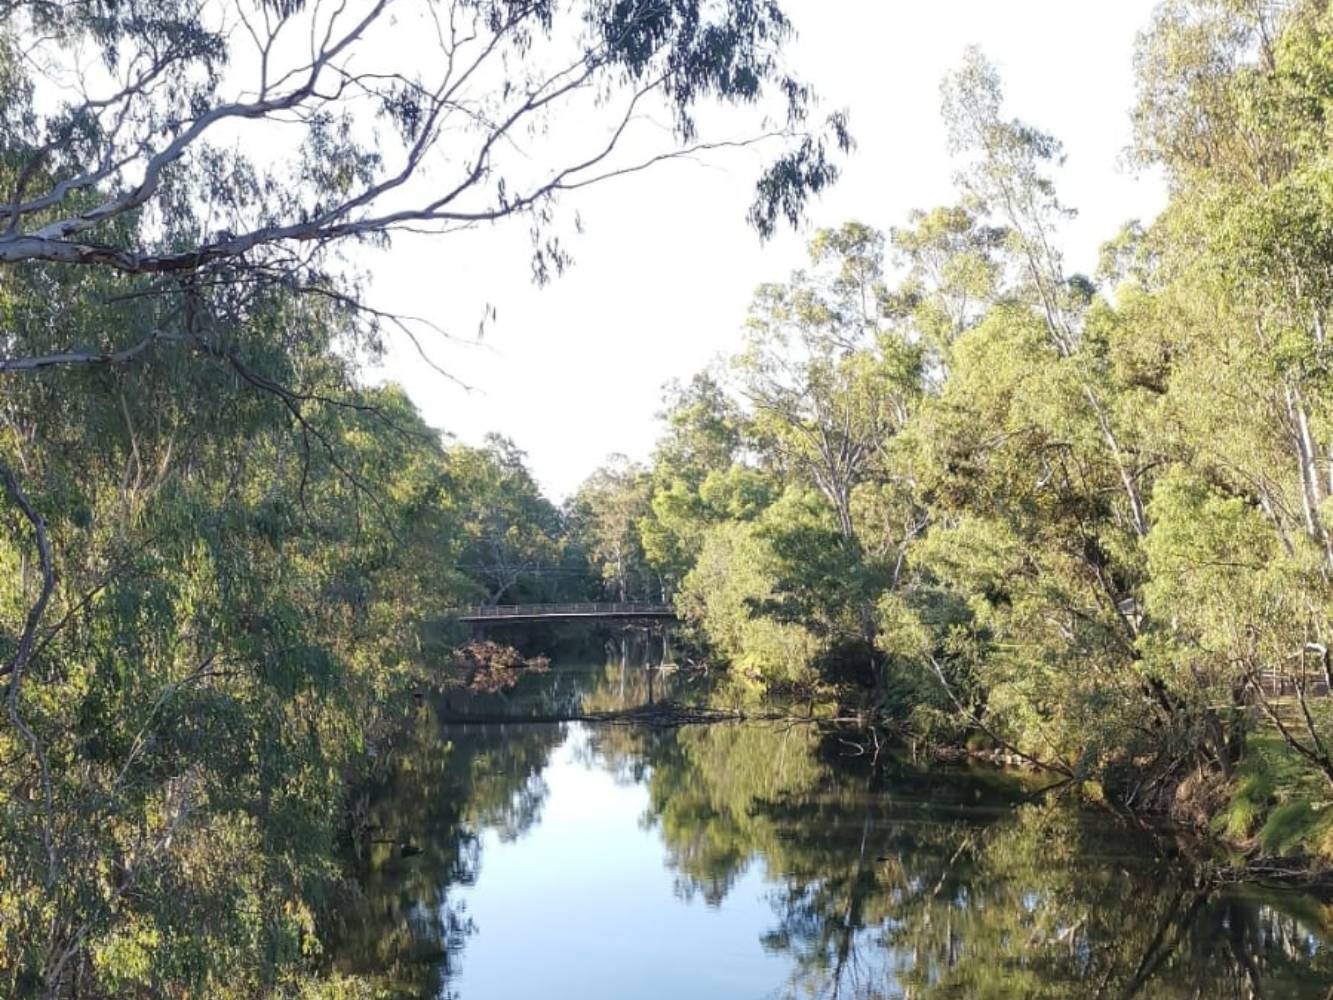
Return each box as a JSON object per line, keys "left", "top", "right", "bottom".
{"left": 454, "top": 602, "right": 678, "bottom": 624}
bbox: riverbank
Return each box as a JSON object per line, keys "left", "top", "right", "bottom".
{"left": 929, "top": 725, "right": 1333, "bottom": 891}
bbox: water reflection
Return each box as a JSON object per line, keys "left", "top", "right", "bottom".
{"left": 330, "top": 650, "right": 1333, "bottom": 999}
{"left": 441, "top": 631, "right": 693, "bottom": 718}
{"left": 331, "top": 714, "right": 564, "bottom": 997}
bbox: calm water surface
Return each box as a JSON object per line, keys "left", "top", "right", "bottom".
{"left": 331, "top": 641, "right": 1333, "bottom": 998}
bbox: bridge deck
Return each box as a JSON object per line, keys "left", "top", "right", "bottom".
{"left": 455, "top": 602, "right": 677, "bottom": 623}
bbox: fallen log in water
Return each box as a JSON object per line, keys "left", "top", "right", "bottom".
{"left": 437, "top": 701, "right": 746, "bottom": 727}
{"left": 435, "top": 701, "right": 866, "bottom": 728}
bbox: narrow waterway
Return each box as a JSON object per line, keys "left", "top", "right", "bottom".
{"left": 330, "top": 637, "right": 1333, "bottom": 998}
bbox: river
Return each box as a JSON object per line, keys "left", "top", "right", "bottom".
{"left": 329, "top": 634, "right": 1333, "bottom": 998}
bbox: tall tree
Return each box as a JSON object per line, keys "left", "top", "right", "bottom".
{"left": 450, "top": 435, "right": 564, "bottom": 604}
{"left": 639, "top": 373, "right": 754, "bottom": 591}
{"left": 568, "top": 456, "right": 653, "bottom": 602}
{"left": 736, "top": 222, "right": 921, "bottom": 541}
{"left": 943, "top": 49, "right": 1153, "bottom": 539}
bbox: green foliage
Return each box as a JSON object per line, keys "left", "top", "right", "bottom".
{"left": 447, "top": 435, "right": 568, "bottom": 604}
{"left": 581, "top": 222, "right": 929, "bottom": 701}
{"left": 1216, "top": 732, "right": 1333, "bottom": 859}
{"left": 1258, "top": 799, "right": 1333, "bottom": 857}
{"left": 581, "top": 3, "right": 1333, "bottom": 865}
{"left": 677, "top": 520, "right": 823, "bottom": 696}
{"left": 0, "top": 40, "right": 586, "bottom": 1000}
{"left": 0, "top": 268, "right": 571, "bottom": 994}
{"left": 565, "top": 456, "right": 655, "bottom": 601}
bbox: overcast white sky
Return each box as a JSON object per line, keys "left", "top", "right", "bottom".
{"left": 367, "top": 1, "right": 1169, "bottom": 500}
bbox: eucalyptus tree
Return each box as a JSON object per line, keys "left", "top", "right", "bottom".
{"left": 567, "top": 455, "right": 654, "bottom": 602}
{"left": 637, "top": 373, "right": 777, "bottom": 594}
{"left": 943, "top": 49, "right": 1153, "bottom": 541}
{"left": 883, "top": 53, "right": 1169, "bottom": 778}
{"left": 0, "top": 0, "right": 850, "bottom": 666}
{"left": 633, "top": 3, "right": 1333, "bottom": 863}
{"left": 448, "top": 435, "right": 565, "bottom": 604}
{"left": 676, "top": 224, "right": 925, "bottom": 695}
{"left": 1127, "top": 0, "right": 1333, "bottom": 796}
{"left": 883, "top": 203, "right": 1005, "bottom": 371}
{"left": 0, "top": 0, "right": 848, "bottom": 280}
{"left": 735, "top": 223, "right": 922, "bottom": 543}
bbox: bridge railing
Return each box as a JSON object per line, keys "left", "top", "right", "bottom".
{"left": 454, "top": 602, "right": 675, "bottom": 619}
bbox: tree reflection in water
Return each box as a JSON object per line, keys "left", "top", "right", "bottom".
{"left": 613, "top": 724, "right": 1333, "bottom": 1000}
{"left": 329, "top": 704, "right": 565, "bottom": 997}
{"left": 328, "top": 650, "right": 1333, "bottom": 999}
